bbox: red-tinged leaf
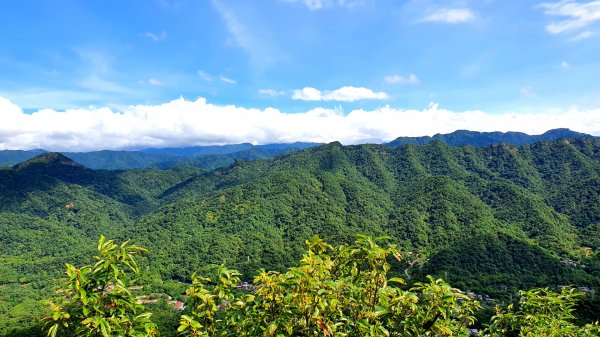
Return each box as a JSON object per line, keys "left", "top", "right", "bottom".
{"left": 314, "top": 318, "right": 331, "bottom": 336}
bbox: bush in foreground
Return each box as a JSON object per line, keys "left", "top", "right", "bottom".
{"left": 46, "top": 235, "right": 600, "bottom": 336}
{"left": 45, "top": 235, "right": 158, "bottom": 337}
{"left": 179, "top": 235, "right": 479, "bottom": 336}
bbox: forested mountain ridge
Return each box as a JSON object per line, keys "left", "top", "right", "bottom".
{"left": 2, "top": 138, "right": 600, "bottom": 335}
{"left": 0, "top": 142, "right": 320, "bottom": 170}
{"left": 387, "top": 128, "right": 596, "bottom": 147}
{"left": 130, "top": 139, "right": 600, "bottom": 285}
{"left": 1, "top": 128, "right": 595, "bottom": 170}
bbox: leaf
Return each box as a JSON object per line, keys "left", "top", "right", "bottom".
{"left": 98, "top": 235, "right": 105, "bottom": 252}
{"left": 388, "top": 277, "right": 405, "bottom": 285}
{"left": 177, "top": 323, "right": 188, "bottom": 332}
{"left": 136, "top": 312, "right": 153, "bottom": 319}
{"left": 268, "top": 323, "right": 278, "bottom": 336}
{"left": 100, "top": 320, "right": 110, "bottom": 337}
{"left": 47, "top": 324, "right": 58, "bottom": 337}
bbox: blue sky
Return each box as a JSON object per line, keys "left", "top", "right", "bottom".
{"left": 1, "top": 0, "right": 600, "bottom": 150}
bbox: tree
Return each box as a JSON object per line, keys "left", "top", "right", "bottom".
{"left": 45, "top": 235, "right": 159, "bottom": 337}
{"left": 178, "top": 235, "right": 480, "bottom": 336}
{"left": 484, "top": 287, "right": 600, "bottom": 337}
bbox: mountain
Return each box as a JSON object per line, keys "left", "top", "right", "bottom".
{"left": 3, "top": 138, "right": 600, "bottom": 335}
{"left": 386, "top": 128, "right": 596, "bottom": 147}
{"left": 12, "top": 152, "right": 83, "bottom": 170}
{"left": 0, "top": 142, "right": 321, "bottom": 170}
{"left": 0, "top": 149, "right": 46, "bottom": 167}
{"left": 139, "top": 142, "right": 320, "bottom": 157}
{"left": 1, "top": 130, "right": 594, "bottom": 170}
{"left": 3, "top": 140, "right": 600, "bottom": 285}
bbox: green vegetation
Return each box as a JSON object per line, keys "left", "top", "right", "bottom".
{"left": 485, "top": 288, "right": 600, "bottom": 336}
{"left": 46, "top": 236, "right": 158, "bottom": 337}
{"left": 179, "top": 235, "right": 480, "bottom": 337}
{"left": 2, "top": 138, "right": 600, "bottom": 334}
{"left": 41, "top": 236, "right": 600, "bottom": 336}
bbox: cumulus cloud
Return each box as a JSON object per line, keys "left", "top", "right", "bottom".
{"left": 1, "top": 96, "right": 600, "bottom": 151}
{"left": 384, "top": 74, "right": 420, "bottom": 84}
{"left": 539, "top": 0, "right": 600, "bottom": 34}
{"left": 292, "top": 86, "right": 388, "bottom": 102}
{"left": 292, "top": 87, "right": 323, "bottom": 101}
{"left": 421, "top": 8, "right": 476, "bottom": 23}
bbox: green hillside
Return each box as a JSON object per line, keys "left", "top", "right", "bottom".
{"left": 2, "top": 139, "right": 600, "bottom": 335}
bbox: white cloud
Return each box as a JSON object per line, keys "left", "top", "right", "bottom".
{"left": 569, "top": 30, "right": 595, "bottom": 40}
{"left": 258, "top": 89, "right": 286, "bottom": 96}
{"left": 281, "top": 0, "right": 367, "bottom": 10}
{"left": 384, "top": 74, "right": 420, "bottom": 84}
{"left": 539, "top": 0, "right": 600, "bottom": 34}
{"left": 560, "top": 60, "right": 571, "bottom": 68}
{"left": 219, "top": 75, "right": 237, "bottom": 84}
{"left": 324, "top": 86, "right": 388, "bottom": 101}
{"left": 145, "top": 31, "right": 167, "bottom": 42}
{"left": 3, "top": 97, "right": 599, "bottom": 151}
{"left": 292, "top": 86, "right": 388, "bottom": 102}
{"left": 292, "top": 87, "right": 324, "bottom": 101}
{"left": 421, "top": 8, "right": 476, "bottom": 23}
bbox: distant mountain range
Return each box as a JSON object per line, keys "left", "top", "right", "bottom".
{"left": 386, "top": 128, "right": 596, "bottom": 147}
{"left": 0, "top": 142, "right": 320, "bottom": 170}
{"left": 0, "top": 129, "right": 596, "bottom": 170}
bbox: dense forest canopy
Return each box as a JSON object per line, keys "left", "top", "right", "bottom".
{"left": 1, "top": 137, "right": 600, "bottom": 335}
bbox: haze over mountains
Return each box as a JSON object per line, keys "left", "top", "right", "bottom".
{"left": 0, "top": 128, "right": 594, "bottom": 170}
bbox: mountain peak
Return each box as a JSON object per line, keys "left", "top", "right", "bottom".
{"left": 540, "top": 128, "right": 590, "bottom": 138}
{"left": 13, "top": 152, "right": 84, "bottom": 171}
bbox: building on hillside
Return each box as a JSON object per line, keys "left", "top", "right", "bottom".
{"left": 173, "top": 301, "right": 185, "bottom": 311}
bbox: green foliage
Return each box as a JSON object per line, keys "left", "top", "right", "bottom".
{"left": 484, "top": 288, "right": 600, "bottom": 336}
{"left": 3, "top": 139, "right": 600, "bottom": 333}
{"left": 179, "top": 235, "right": 480, "bottom": 337}
{"left": 45, "top": 235, "right": 158, "bottom": 337}
{"left": 0, "top": 283, "right": 49, "bottom": 337}
{"left": 419, "top": 233, "right": 595, "bottom": 298}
